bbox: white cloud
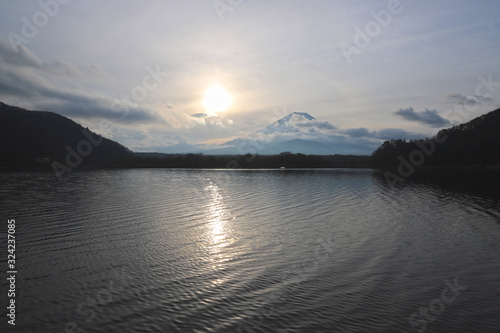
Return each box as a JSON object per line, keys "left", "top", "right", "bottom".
{"left": 445, "top": 93, "right": 492, "bottom": 106}
{"left": 0, "top": 1, "right": 499, "bottom": 152}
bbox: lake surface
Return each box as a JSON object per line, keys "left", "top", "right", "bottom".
{"left": 1, "top": 169, "right": 499, "bottom": 332}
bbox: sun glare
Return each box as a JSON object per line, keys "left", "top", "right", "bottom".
{"left": 203, "top": 85, "right": 233, "bottom": 112}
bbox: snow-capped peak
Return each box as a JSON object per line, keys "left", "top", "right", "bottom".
{"left": 259, "top": 112, "right": 316, "bottom": 134}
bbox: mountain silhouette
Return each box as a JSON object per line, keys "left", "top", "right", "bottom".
{"left": 259, "top": 112, "right": 316, "bottom": 134}
{"left": 371, "top": 107, "right": 500, "bottom": 169}
{"left": 5, "top": 100, "right": 497, "bottom": 170}
{"left": 0, "top": 102, "right": 131, "bottom": 168}
{"left": 219, "top": 112, "right": 352, "bottom": 155}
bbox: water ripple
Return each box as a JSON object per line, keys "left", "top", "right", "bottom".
{"left": 1, "top": 169, "right": 499, "bottom": 332}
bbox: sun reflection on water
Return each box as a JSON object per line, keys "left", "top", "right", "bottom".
{"left": 203, "top": 179, "right": 235, "bottom": 281}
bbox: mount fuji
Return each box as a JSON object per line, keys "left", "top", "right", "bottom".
{"left": 259, "top": 112, "right": 316, "bottom": 134}
{"left": 214, "top": 112, "right": 372, "bottom": 155}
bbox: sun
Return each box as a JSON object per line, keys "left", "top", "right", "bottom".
{"left": 203, "top": 85, "right": 233, "bottom": 113}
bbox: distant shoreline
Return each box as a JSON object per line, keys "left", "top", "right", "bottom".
{"left": 2, "top": 163, "right": 499, "bottom": 172}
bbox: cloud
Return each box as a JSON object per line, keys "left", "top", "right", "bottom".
{"left": 445, "top": 93, "right": 492, "bottom": 106}
{"left": 191, "top": 113, "right": 209, "bottom": 118}
{"left": 189, "top": 113, "right": 233, "bottom": 128}
{"left": 342, "top": 127, "right": 373, "bottom": 138}
{"left": 295, "top": 120, "right": 337, "bottom": 130}
{"left": 395, "top": 107, "right": 450, "bottom": 127}
{"left": 285, "top": 114, "right": 337, "bottom": 131}
{"left": 375, "top": 128, "right": 426, "bottom": 140}
{"left": 37, "top": 98, "right": 160, "bottom": 123}
{"left": 0, "top": 37, "right": 80, "bottom": 76}
{"left": 147, "top": 140, "right": 203, "bottom": 154}
{"left": 0, "top": 37, "right": 43, "bottom": 68}
{"left": 342, "top": 127, "right": 426, "bottom": 140}
{"left": 259, "top": 113, "right": 337, "bottom": 139}
{"left": 125, "top": 131, "right": 206, "bottom": 154}
{"left": 0, "top": 36, "right": 158, "bottom": 123}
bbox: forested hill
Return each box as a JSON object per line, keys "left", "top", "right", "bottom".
{"left": 0, "top": 102, "right": 131, "bottom": 168}
{"left": 371, "top": 107, "right": 500, "bottom": 168}
{"left": 0, "top": 101, "right": 370, "bottom": 170}
{"left": 3, "top": 100, "right": 498, "bottom": 171}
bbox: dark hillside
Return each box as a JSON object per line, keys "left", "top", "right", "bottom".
{"left": 371, "top": 108, "right": 500, "bottom": 168}
{"left": 0, "top": 102, "right": 131, "bottom": 168}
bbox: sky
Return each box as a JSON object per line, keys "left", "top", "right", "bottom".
{"left": 0, "top": 0, "right": 499, "bottom": 154}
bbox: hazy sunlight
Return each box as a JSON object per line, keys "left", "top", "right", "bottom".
{"left": 203, "top": 85, "right": 233, "bottom": 113}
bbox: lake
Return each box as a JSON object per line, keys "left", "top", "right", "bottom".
{"left": 1, "top": 169, "right": 499, "bottom": 332}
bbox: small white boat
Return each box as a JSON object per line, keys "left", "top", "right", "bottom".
{"left": 280, "top": 166, "right": 286, "bottom": 169}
